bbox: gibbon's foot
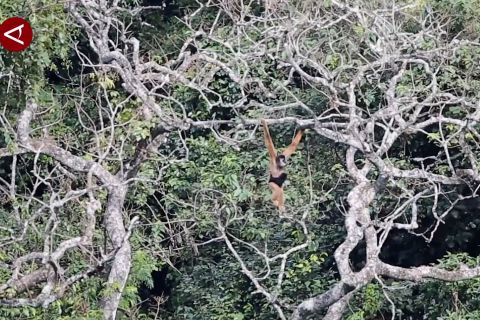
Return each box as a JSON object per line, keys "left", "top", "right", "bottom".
{"left": 270, "top": 200, "right": 285, "bottom": 212}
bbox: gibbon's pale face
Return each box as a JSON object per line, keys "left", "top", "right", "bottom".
{"left": 276, "top": 154, "right": 287, "bottom": 168}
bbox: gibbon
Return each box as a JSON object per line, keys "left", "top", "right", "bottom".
{"left": 261, "top": 119, "right": 304, "bottom": 211}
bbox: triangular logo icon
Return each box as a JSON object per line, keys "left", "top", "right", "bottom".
{"left": 4, "top": 24, "right": 24, "bottom": 45}
{"left": 0, "top": 17, "right": 32, "bottom": 52}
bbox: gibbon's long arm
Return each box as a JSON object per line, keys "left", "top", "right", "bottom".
{"left": 282, "top": 129, "right": 304, "bottom": 157}
{"left": 261, "top": 119, "right": 277, "bottom": 165}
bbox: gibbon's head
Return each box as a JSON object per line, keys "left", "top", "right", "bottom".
{"left": 276, "top": 154, "right": 287, "bottom": 168}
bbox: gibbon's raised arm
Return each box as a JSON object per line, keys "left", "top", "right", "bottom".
{"left": 261, "top": 119, "right": 277, "bottom": 164}
{"left": 282, "top": 129, "right": 304, "bottom": 158}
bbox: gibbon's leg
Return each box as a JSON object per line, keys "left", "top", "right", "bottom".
{"left": 269, "top": 182, "right": 285, "bottom": 211}
{"left": 277, "top": 189, "right": 285, "bottom": 211}
{"left": 282, "top": 129, "right": 304, "bottom": 158}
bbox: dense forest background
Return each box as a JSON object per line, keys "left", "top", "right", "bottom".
{"left": 2, "top": 0, "right": 480, "bottom": 319}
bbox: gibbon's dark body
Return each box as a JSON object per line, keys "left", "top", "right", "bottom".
{"left": 269, "top": 173, "right": 287, "bottom": 188}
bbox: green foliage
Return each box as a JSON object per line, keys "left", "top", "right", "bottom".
{"left": 430, "top": 0, "right": 480, "bottom": 37}
{"left": 345, "top": 283, "right": 383, "bottom": 320}
{"left": 0, "top": 277, "right": 104, "bottom": 319}
{"left": 440, "top": 310, "right": 480, "bottom": 320}
{"left": 130, "top": 250, "right": 159, "bottom": 289}
{"left": 362, "top": 283, "right": 382, "bottom": 316}
{"left": 439, "top": 252, "right": 480, "bottom": 270}
{"left": 355, "top": 253, "right": 480, "bottom": 319}
{"left": 347, "top": 310, "right": 365, "bottom": 320}
{"left": 169, "top": 249, "right": 261, "bottom": 319}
